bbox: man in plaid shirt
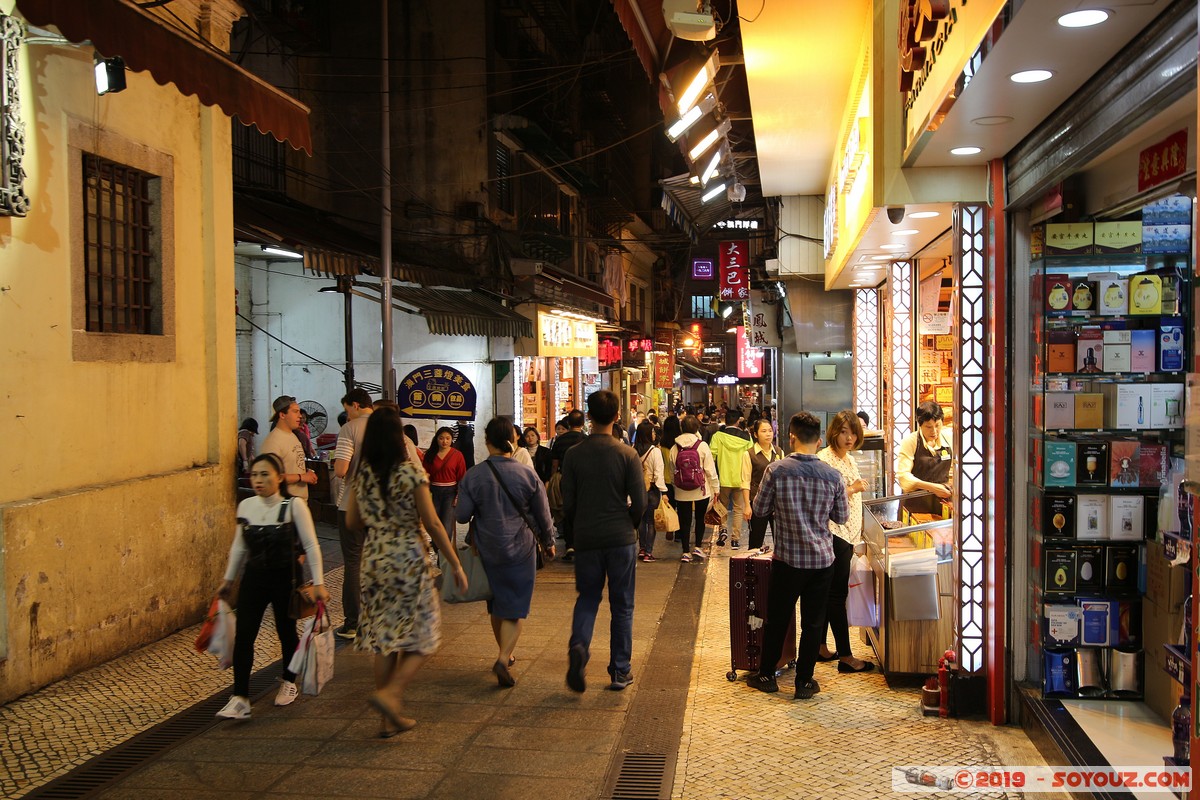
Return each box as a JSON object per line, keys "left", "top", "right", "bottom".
{"left": 748, "top": 411, "right": 849, "bottom": 699}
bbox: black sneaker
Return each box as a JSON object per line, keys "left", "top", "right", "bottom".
{"left": 335, "top": 624, "right": 357, "bottom": 640}
{"left": 609, "top": 670, "right": 634, "bottom": 691}
{"left": 748, "top": 673, "right": 779, "bottom": 693}
{"left": 562, "top": 548, "right": 575, "bottom": 563}
{"left": 716, "top": 530, "right": 728, "bottom": 547}
{"left": 794, "top": 679, "right": 821, "bottom": 700}
{"left": 566, "top": 644, "right": 587, "bottom": 693}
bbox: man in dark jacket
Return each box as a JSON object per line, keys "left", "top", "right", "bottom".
{"left": 561, "top": 390, "right": 646, "bottom": 693}
{"left": 549, "top": 409, "right": 587, "bottom": 561}
{"left": 453, "top": 420, "right": 475, "bottom": 468}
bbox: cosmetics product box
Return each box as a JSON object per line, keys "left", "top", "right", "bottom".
{"left": 1150, "top": 383, "right": 1185, "bottom": 428}
{"left": 1100, "top": 384, "right": 1150, "bottom": 429}
{"left": 1076, "top": 441, "right": 1109, "bottom": 487}
{"left": 1076, "top": 545, "right": 1105, "bottom": 591}
{"left": 1043, "top": 493, "right": 1076, "bottom": 537}
{"left": 1044, "top": 649, "right": 1077, "bottom": 696}
{"left": 1045, "top": 605, "right": 1083, "bottom": 647}
{"left": 1157, "top": 271, "right": 1182, "bottom": 315}
{"left": 1093, "top": 273, "right": 1128, "bottom": 316}
{"left": 1102, "top": 329, "right": 1131, "bottom": 372}
{"left": 1115, "top": 600, "right": 1142, "bottom": 647}
{"left": 1047, "top": 330, "right": 1076, "bottom": 373}
{"left": 1045, "top": 274, "right": 1073, "bottom": 312}
{"left": 1044, "top": 440, "right": 1077, "bottom": 487}
{"left": 1108, "top": 495, "right": 1145, "bottom": 541}
{"left": 1129, "top": 329, "right": 1156, "bottom": 372}
{"left": 1109, "top": 440, "right": 1141, "bottom": 487}
{"left": 1093, "top": 221, "right": 1143, "bottom": 254}
{"left": 1137, "top": 443, "right": 1168, "bottom": 488}
{"left": 1030, "top": 225, "right": 1045, "bottom": 259}
{"left": 1045, "top": 548, "right": 1079, "bottom": 593}
{"left": 1079, "top": 599, "right": 1116, "bottom": 646}
{"left": 1159, "top": 319, "right": 1184, "bottom": 372}
{"left": 1074, "top": 394, "right": 1105, "bottom": 429}
{"left": 1044, "top": 392, "right": 1075, "bottom": 429}
{"left": 1143, "top": 224, "right": 1191, "bottom": 255}
{"left": 1076, "top": 494, "right": 1108, "bottom": 540}
{"left": 1076, "top": 328, "right": 1103, "bottom": 372}
{"left": 1071, "top": 280, "right": 1096, "bottom": 311}
{"left": 1106, "top": 545, "right": 1140, "bottom": 590}
{"left": 1128, "top": 273, "right": 1163, "bottom": 315}
{"left": 1046, "top": 223, "right": 1095, "bottom": 256}
{"left": 1143, "top": 194, "right": 1191, "bottom": 225}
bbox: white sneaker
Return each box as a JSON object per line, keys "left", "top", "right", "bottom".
{"left": 216, "top": 695, "right": 251, "bottom": 720}
{"left": 274, "top": 680, "right": 299, "bottom": 706}
{"left": 691, "top": 548, "right": 706, "bottom": 560}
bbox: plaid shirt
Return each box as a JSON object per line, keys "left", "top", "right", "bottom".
{"left": 751, "top": 453, "right": 849, "bottom": 570}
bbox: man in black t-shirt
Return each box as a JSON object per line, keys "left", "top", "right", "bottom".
{"left": 549, "top": 409, "right": 587, "bottom": 560}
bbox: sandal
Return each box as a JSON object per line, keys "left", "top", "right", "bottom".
{"left": 493, "top": 659, "right": 516, "bottom": 687}
{"left": 368, "top": 692, "right": 414, "bottom": 731}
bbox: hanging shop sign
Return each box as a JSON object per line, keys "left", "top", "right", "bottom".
{"left": 398, "top": 364, "right": 477, "bottom": 420}
{"left": 736, "top": 325, "right": 764, "bottom": 379}
{"left": 624, "top": 336, "right": 655, "bottom": 368}
{"left": 598, "top": 337, "right": 622, "bottom": 370}
{"left": 718, "top": 240, "right": 750, "bottom": 301}
{"left": 714, "top": 373, "right": 738, "bottom": 386}
{"left": 653, "top": 351, "right": 675, "bottom": 389}
{"left": 747, "top": 292, "right": 781, "bottom": 348}
{"left": 535, "top": 311, "right": 598, "bottom": 358}
{"left": 1137, "top": 129, "right": 1188, "bottom": 193}
{"left": 692, "top": 258, "right": 716, "bottom": 280}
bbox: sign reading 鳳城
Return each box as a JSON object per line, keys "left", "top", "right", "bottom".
{"left": 398, "top": 364, "right": 477, "bottom": 420}
{"left": 1138, "top": 129, "right": 1188, "bottom": 193}
{"left": 653, "top": 351, "right": 675, "bottom": 389}
{"left": 735, "top": 326, "right": 764, "bottom": 379}
{"left": 718, "top": 240, "right": 749, "bottom": 301}
{"left": 747, "top": 292, "right": 781, "bottom": 349}
{"left": 598, "top": 337, "right": 622, "bottom": 370}
{"left": 692, "top": 258, "right": 715, "bottom": 280}
{"left": 623, "top": 336, "right": 654, "bottom": 368}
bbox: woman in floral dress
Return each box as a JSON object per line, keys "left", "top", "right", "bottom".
{"left": 348, "top": 408, "right": 467, "bottom": 737}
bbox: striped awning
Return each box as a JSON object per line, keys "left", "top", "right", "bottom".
{"left": 352, "top": 284, "right": 532, "bottom": 340}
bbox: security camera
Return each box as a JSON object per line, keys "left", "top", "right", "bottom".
{"left": 886, "top": 206, "right": 905, "bottom": 224}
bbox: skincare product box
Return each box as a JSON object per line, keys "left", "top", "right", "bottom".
{"left": 1043, "top": 493, "right": 1076, "bottom": 537}
{"left": 1076, "top": 328, "right": 1104, "bottom": 372}
{"left": 1100, "top": 384, "right": 1150, "bottom": 429}
{"left": 1094, "top": 222, "right": 1143, "bottom": 254}
{"left": 1108, "top": 440, "right": 1141, "bottom": 488}
{"left": 1076, "top": 546, "right": 1105, "bottom": 592}
{"left": 1128, "top": 273, "right": 1163, "bottom": 315}
{"left": 1093, "top": 273, "right": 1128, "bottom": 316}
{"left": 1046, "top": 223, "right": 1095, "bottom": 256}
{"left": 1047, "top": 330, "right": 1076, "bottom": 373}
{"left": 1159, "top": 319, "right": 1184, "bottom": 372}
{"left": 1129, "top": 329, "right": 1156, "bottom": 372}
{"left": 1108, "top": 495, "right": 1145, "bottom": 541}
{"left": 1045, "top": 274, "right": 1073, "bottom": 312}
{"left": 1143, "top": 224, "right": 1191, "bottom": 255}
{"left": 1105, "top": 545, "right": 1140, "bottom": 590}
{"left": 1030, "top": 226, "right": 1045, "bottom": 259}
{"left": 1137, "top": 443, "right": 1168, "bottom": 488}
{"left": 1045, "top": 548, "right": 1079, "bottom": 593}
{"left": 1150, "top": 383, "right": 1185, "bottom": 429}
{"left": 1079, "top": 599, "right": 1116, "bottom": 646}
{"left": 1043, "top": 440, "right": 1077, "bottom": 487}
{"left": 1076, "top": 495, "right": 1108, "bottom": 540}
{"left": 1044, "top": 392, "right": 1075, "bottom": 429}
{"left": 1074, "top": 394, "right": 1105, "bottom": 429}
{"left": 1143, "top": 194, "right": 1191, "bottom": 225}
{"left": 1071, "top": 280, "right": 1096, "bottom": 312}
{"left": 1102, "top": 329, "right": 1132, "bottom": 372}
{"left": 1045, "top": 605, "right": 1083, "bottom": 647}
{"left": 1076, "top": 441, "right": 1109, "bottom": 487}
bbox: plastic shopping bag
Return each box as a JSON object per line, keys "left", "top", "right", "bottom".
{"left": 846, "top": 554, "right": 878, "bottom": 628}
{"left": 654, "top": 495, "right": 679, "bottom": 533}
{"left": 289, "top": 602, "right": 334, "bottom": 695}
{"left": 196, "top": 598, "right": 235, "bottom": 670}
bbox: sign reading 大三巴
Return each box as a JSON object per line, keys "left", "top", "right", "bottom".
{"left": 398, "top": 364, "right": 477, "bottom": 420}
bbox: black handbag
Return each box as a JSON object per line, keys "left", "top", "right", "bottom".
{"left": 484, "top": 460, "right": 550, "bottom": 569}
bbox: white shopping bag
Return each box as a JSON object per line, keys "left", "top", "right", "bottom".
{"left": 846, "top": 554, "right": 878, "bottom": 628}
{"left": 206, "top": 599, "right": 236, "bottom": 670}
{"left": 288, "top": 602, "right": 334, "bottom": 695}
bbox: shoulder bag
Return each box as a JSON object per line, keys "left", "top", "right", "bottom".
{"left": 484, "top": 459, "right": 551, "bottom": 569}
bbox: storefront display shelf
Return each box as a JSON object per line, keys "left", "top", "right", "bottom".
{"left": 1163, "top": 643, "right": 1190, "bottom": 685}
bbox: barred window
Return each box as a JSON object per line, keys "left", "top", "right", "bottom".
{"left": 690, "top": 295, "right": 716, "bottom": 319}
{"left": 82, "top": 153, "right": 161, "bottom": 334}
{"left": 492, "top": 141, "right": 513, "bottom": 215}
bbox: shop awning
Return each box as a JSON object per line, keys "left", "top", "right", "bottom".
{"left": 352, "top": 284, "right": 532, "bottom": 340}
{"left": 678, "top": 360, "right": 715, "bottom": 384}
{"left": 610, "top": 0, "right": 670, "bottom": 81}
{"left": 17, "top": 0, "right": 312, "bottom": 154}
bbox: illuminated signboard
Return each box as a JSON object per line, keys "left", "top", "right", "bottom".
{"left": 398, "top": 364, "right": 477, "bottom": 420}
{"left": 537, "top": 312, "right": 598, "bottom": 358}
{"left": 736, "top": 325, "right": 764, "bottom": 379}
{"left": 623, "top": 337, "right": 654, "bottom": 367}
{"left": 692, "top": 258, "right": 715, "bottom": 280}
{"left": 718, "top": 240, "right": 749, "bottom": 301}
{"left": 714, "top": 374, "right": 738, "bottom": 386}
{"left": 597, "top": 337, "right": 622, "bottom": 370}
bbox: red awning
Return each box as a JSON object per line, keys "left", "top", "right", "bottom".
{"left": 16, "top": 0, "right": 312, "bottom": 154}
{"left": 610, "top": 0, "right": 669, "bottom": 81}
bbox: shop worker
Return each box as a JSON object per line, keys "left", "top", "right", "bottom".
{"left": 709, "top": 408, "right": 753, "bottom": 548}
{"left": 895, "top": 400, "right": 954, "bottom": 515}
{"left": 749, "top": 412, "right": 848, "bottom": 700}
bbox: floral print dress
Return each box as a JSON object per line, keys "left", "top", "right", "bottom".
{"left": 816, "top": 447, "right": 863, "bottom": 545}
{"left": 354, "top": 461, "right": 441, "bottom": 656}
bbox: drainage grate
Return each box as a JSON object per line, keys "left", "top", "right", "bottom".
{"left": 609, "top": 752, "right": 668, "bottom": 800}
{"left": 22, "top": 663, "right": 285, "bottom": 799}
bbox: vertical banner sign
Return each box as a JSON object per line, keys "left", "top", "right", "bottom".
{"left": 653, "top": 351, "right": 675, "bottom": 389}
{"left": 736, "top": 326, "right": 764, "bottom": 379}
{"left": 1137, "top": 129, "right": 1188, "bottom": 192}
{"left": 747, "top": 292, "right": 781, "bottom": 348}
{"left": 691, "top": 258, "right": 715, "bottom": 280}
{"left": 398, "top": 364, "right": 478, "bottom": 420}
{"left": 719, "top": 240, "right": 749, "bottom": 301}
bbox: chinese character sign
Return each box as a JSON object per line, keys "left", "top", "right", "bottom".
{"left": 623, "top": 337, "right": 654, "bottom": 367}
{"left": 397, "top": 364, "right": 477, "bottom": 420}
{"left": 747, "top": 292, "right": 780, "bottom": 348}
{"left": 1138, "top": 129, "right": 1187, "bottom": 193}
{"left": 597, "top": 337, "right": 622, "bottom": 370}
{"left": 691, "top": 259, "right": 715, "bottom": 280}
{"left": 736, "top": 326, "right": 764, "bottom": 379}
{"left": 653, "top": 352, "right": 674, "bottom": 389}
{"left": 718, "top": 240, "right": 749, "bottom": 301}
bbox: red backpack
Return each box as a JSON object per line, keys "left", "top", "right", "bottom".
{"left": 674, "top": 441, "right": 705, "bottom": 491}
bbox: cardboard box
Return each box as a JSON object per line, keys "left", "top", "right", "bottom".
{"left": 1048, "top": 330, "right": 1076, "bottom": 373}
{"left": 1046, "top": 223, "right": 1095, "bottom": 256}
{"left": 1079, "top": 599, "right": 1115, "bottom": 645}
{"left": 1143, "top": 194, "right": 1191, "bottom": 225}
{"left": 1106, "top": 544, "right": 1140, "bottom": 590}
{"left": 1045, "top": 548, "right": 1079, "bottom": 593}
{"left": 1145, "top": 540, "right": 1188, "bottom": 611}
{"left": 1158, "top": 272, "right": 1182, "bottom": 316}
{"left": 1077, "top": 441, "right": 1109, "bottom": 486}
{"left": 1044, "top": 493, "right": 1076, "bottom": 537}
{"left": 1102, "top": 329, "right": 1132, "bottom": 372}
{"left": 1045, "top": 605, "right": 1083, "bottom": 646}
{"left": 1074, "top": 393, "right": 1105, "bottom": 429}
{"left": 1108, "top": 495, "right": 1145, "bottom": 541}
{"left": 1076, "top": 328, "right": 1104, "bottom": 372}
{"left": 1044, "top": 440, "right": 1077, "bottom": 487}
{"left": 1076, "top": 545, "right": 1106, "bottom": 591}
{"left": 1030, "top": 225, "right": 1045, "bottom": 259}
{"left": 1109, "top": 440, "right": 1141, "bottom": 487}
{"left": 1101, "top": 384, "right": 1150, "bottom": 429}
{"left": 1045, "top": 274, "right": 1073, "bottom": 312}
{"left": 1143, "top": 224, "right": 1191, "bottom": 255}
{"left": 1044, "top": 392, "right": 1075, "bottom": 429}
{"left": 1094, "top": 221, "right": 1143, "bottom": 254}
{"left": 1076, "top": 494, "right": 1108, "bottom": 540}
{"left": 1159, "top": 319, "right": 1185, "bottom": 372}
{"left": 1128, "top": 273, "right": 1163, "bottom": 315}
{"left": 1150, "top": 383, "right": 1185, "bottom": 428}
{"left": 1129, "top": 329, "right": 1156, "bottom": 372}
{"left": 1093, "top": 274, "right": 1128, "bottom": 316}
{"left": 1138, "top": 443, "right": 1168, "bottom": 488}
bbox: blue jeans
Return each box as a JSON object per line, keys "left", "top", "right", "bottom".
{"left": 430, "top": 485, "right": 457, "bottom": 548}
{"left": 569, "top": 543, "right": 637, "bottom": 678}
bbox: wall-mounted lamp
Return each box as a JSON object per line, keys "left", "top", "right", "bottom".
{"left": 676, "top": 51, "right": 720, "bottom": 115}
{"left": 94, "top": 55, "right": 127, "bottom": 95}
{"left": 720, "top": 304, "right": 734, "bottom": 319}
{"left": 666, "top": 93, "right": 718, "bottom": 142}
{"left": 701, "top": 182, "right": 726, "bottom": 204}
{"left": 261, "top": 245, "right": 303, "bottom": 259}
{"left": 687, "top": 118, "right": 731, "bottom": 161}
{"left": 700, "top": 149, "right": 723, "bottom": 187}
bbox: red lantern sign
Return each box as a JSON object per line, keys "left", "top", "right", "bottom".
{"left": 719, "top": 240, "right": 749, "bottom": 301}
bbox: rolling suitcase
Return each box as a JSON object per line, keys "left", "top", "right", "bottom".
{"left": 727, "top": 550, "right": 796, "bottom": 681}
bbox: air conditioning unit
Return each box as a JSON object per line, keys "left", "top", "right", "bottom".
{"left": 510, "top": 258, "right": 551, "bottom": 276}
{"left": 663, "top": 0, "right": 716, "bottom": 41}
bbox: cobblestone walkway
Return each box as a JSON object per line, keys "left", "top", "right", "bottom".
{"left": 673, "top": 549, "right": 1063, "bottom": 800}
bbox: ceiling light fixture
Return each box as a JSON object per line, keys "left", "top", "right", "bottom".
{"left": 972, "top": 115, "right": 1014, "bottom": 126}
{"left": 1010, "top": 69, "right": 1053, "bottom": 84}
{"left": 870, "top": 255, "right": 894, "bottom": 261}
{"left": 676, "top": 52, "right": 719, "bottom": 115}
{"left": 701, "top": 182, "right": 726, "bottom": 203}
{"left": 891, "top": 229, "right": 920, "bottom": 237}
{"left": 1057, "top": 9, "right": 1110, "bottom": 28}
{"left": 950, "top": 146, "right": 982, "bottom": 156}
{"left": 880, "top": 243, "right": 906, "bottom": 250}
{"left": 908, "top": 211, "right": 940, "bottom": 219}
{"left": 261, "top": 245, "right": 303, "bottom": 259}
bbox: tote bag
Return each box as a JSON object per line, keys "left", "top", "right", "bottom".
{"left": 440, "top": 541, "right": 492, "bottom": 603}
{"left": 846, "top": 554, "right": 878, "bottom": 628}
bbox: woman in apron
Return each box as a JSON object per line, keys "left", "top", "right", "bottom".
{"left": 895, "top": 401, "right": 953, "bottom": 516}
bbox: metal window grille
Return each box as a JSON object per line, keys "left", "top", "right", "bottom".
{"left": 492, "top": 141, "right": 513, "bottom": 214}
{"left": 854, "top": 287, "right": 881, "bottom": 428}
{"left": 690, "top": 295, "right": 715, "bottom": 319}
{"left": 232, "top": 121, "right": 285, "bottom": 194}
{"left": 82, "top": 153, "right": 158, "bottom": 334}
{"left": 887, "top": 261, "right": 914, "bottom": 494}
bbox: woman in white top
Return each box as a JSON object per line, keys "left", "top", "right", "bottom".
{"left": 634, "top": 421, "right": 667, "bottom": 562}
{"left": 669, "top": 415, "right": 720, "bottom": 563}
{"left": 216, "top": 453, "right": 330, "bottom": 720}
{"left": 816, "top": 411, "right": 874, "bottom": 673}
{"left": 509, "top": 424, "right": 535, "bottom": 468}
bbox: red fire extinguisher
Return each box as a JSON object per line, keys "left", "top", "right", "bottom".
{"left": 938, "top": 649, "right": 956, "bottom": 718}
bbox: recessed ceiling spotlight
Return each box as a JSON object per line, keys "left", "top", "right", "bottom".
{"left": 951, "top": 146, "right": 982, "bottom": 156}
{"left": 1057, "top": 9, "right": 1110, "bottom": 28}
{"left": 908, "top": 211, "right": 940, "bottom": 219}
{"left": 880, "top": 243, "right": 906, "bottom": 250}
{"left": 892, "top": 229, "right": 920, "bottom": 237}
{"left": 972, "top": 115, "right": 1014, "bottom": 126}
{"left": 1011, "top": 69, "right": 1054, "bottom": 84}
